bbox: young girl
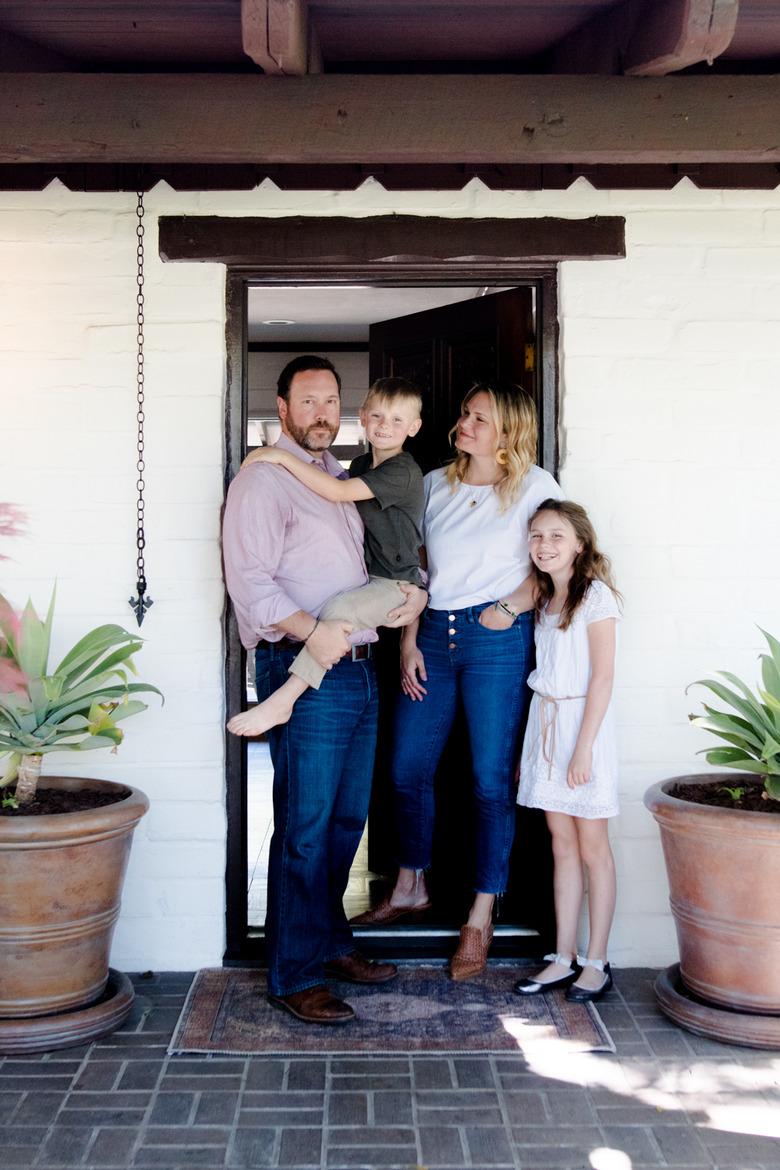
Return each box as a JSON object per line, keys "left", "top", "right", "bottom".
{"left": 513, "top": 499, "right": 621, "bottom": 1003}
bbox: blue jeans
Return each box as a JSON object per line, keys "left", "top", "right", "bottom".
{"left": 391, "top": 605, "right": 534, "bottom": 894}
{"left": 256, "top": 643, "right": 378, "bottom": 997}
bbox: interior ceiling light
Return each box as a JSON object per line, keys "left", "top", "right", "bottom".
{"left": 261, "top": 319, "right": 296, "bottom": 325}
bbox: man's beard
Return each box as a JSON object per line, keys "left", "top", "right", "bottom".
{"left": 286, "top": 419, "right": 339, "bottom": 452}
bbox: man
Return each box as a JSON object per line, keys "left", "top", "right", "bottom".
{"left": 223, "top": 355, "right": 426, "bottom": 1023}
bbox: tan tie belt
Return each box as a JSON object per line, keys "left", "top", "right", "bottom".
{"left": 537, "top": 693, "right": 587, "bottom": 781}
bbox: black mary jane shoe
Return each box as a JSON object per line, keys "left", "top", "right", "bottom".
{"left": 513, "top": 952, "right": 579, "bottom": 996}
{"left": 565, "top": 957, "right": 613, "bottom": 1003}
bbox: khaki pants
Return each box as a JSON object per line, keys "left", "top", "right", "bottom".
{"left": 289, "top": 576, "right": 408, "bottom": 689}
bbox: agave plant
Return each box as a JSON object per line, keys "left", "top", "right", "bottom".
{"left": 0, "top": 588, "right": 162, "bottom": 805}
{"left": 688, "top": 628, "right": 780, "bottom": 801}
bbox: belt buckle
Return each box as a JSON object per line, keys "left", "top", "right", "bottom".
{"left": 350, "top": 644, "right": 370, "bottom": 661}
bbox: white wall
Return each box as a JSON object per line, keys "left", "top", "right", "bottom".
{"left": 1, "top": 177, "right": 778, "bottom": 968}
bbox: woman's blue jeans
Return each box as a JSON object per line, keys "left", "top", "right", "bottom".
{"left": 256, "top": 642, "right": 378, "bottom": 998}
{"left": 391, "top": 605, "right": 534, "bottom": 894}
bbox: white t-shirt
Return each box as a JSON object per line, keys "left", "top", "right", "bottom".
{"left": 423, "top": 465, "right": 564, "bottom": 610}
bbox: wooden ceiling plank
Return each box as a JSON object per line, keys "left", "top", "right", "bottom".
{"left": 241, "top": 0, "right": 320, "bottom": 74}
{"left": 1, "top": 73, "right": 779, "bottom": 165}
{"left": 625, "top": 0, "right": 741, "bottom": 76}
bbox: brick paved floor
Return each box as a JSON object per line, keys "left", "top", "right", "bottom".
{"left": 1, "top": 968, "right": 778, "bottom": 1169}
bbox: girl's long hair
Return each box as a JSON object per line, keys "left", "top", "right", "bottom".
{"left": 529, "top": 499, "right": 621, "bottom": 631}
{"left": 445, "top": 383, "right": 537, "bottom": 511}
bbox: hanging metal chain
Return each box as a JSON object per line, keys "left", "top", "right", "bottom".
{"left": 129, "top": 190, "right": 153, "bottom": 626}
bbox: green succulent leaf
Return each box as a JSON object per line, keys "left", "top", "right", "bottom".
{"left": 48, "top": 682, "right": 161, "bottom": 724}
{"left": 54, "top": 625, "right": 141, "bottom": 685}
{"left": 0, "top": 751, "right": 21, "bottom": 786}
{"left": 111, "top": 700, "right": 148, "bottom": 723}
{"left": 691, "top": 676, "right": 775, "bottom": 740}
{"left": 765, "top": 775, "right": 780, "bottom": 801}
{"left": 73, "top": 734, "right": 123, "bottom": 752}
{"left": 0, "top": 694, "right": 31, "bottom": 731}
{"left": 759, "top": 627, "right": 780, "bottom": 676}
{"left": 27, "top": 678, "right": 50, "bottom": 723}
{"left": 761, "top": 653, "right": 780, "bottom": 699}
{"left": 690, "top": 707, "right": 763, "bottom": 752}
{"left": 761, "top": 689, "right": 780, "bottom": 715}
{"left": 718, "top": 671, "right": 776, "bottom": 730}
{"left": 0, "top": 591, "right": 162, "bottom": 787}
{"left": 17, "top": 597, "right": 51, "bottom": 681}
{"left": 761, "top": 730, "right": 780, "bottom": 762}
{"left": 700, "top": 748, "right": 772, "bottom": 775}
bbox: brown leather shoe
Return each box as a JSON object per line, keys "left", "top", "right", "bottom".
{"left": 268, "top": 984, "right": 355, "bottom": 1024}
{"left": 324, "top": 951, "right": 398, "bottom": 984}
{"left": 350, "top": 897, "right": 431, "bottom": 925}
{"left": 449, "top": 924, "right": 494, "bottom": 981}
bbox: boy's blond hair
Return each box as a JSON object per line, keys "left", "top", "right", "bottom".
{"left": 361, "top": 376, "right": 423, "bottom": 419}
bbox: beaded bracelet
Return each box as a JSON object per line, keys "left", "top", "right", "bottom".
{"left": 496, "top": 600, "right": 518, "bottom": 619}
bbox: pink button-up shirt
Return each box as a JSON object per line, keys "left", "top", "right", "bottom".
{"left": 222, "top": 434, "right": 373, "bottom": 650}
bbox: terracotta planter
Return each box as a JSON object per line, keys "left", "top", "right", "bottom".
{"left": 644, "top": 774, "right": 780, "bottom": 1016}
{"left": 0, "top": 777, "right": 148, "bottom": 1019}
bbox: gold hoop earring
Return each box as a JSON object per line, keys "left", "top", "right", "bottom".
{"left": 496, "top": 448, "right": 509, "bottom": 467}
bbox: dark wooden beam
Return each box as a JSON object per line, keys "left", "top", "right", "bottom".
{"left": 2, "top": 161, "right": 779, "bottom": 193}
{"left": 158, "top": 214, "right": 626, "bottom": 269}
{"left": 550, "top": 0, "right": 739, "bottom": 77}
{"left": 0, "top": 28, "right": 77, "bottom": 72}
{"left": 625, "top": 0, "right": 740, "bottom": 76}
{"left": 241, "top": 0, "right": 321, "bottom": 74}
{"left": 2, "top": 73, "right": 779, "bottom": 166}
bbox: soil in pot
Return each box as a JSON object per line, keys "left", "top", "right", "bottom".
{"left": 1, "top": 787, "right": 131, "bottom": 817}
{"left": 669, "top": 778, "right": 780, "bottom": 815}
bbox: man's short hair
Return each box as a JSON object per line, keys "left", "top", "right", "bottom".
{"left": 362, "top": 376, "right": 423, "bottom": 418}
{"left": 277, "top": 355, "right": 342, "bottom": 401}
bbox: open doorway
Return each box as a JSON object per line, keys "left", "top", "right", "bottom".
{"left": 235, "top": 279, "right": 557, "bottom": 960}
{"left": 156, "top": 208, "right": 627, "bottom": 964}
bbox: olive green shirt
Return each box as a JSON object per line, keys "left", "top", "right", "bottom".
{"left": 349, "top": 451, "right": 424, "bottom": 586}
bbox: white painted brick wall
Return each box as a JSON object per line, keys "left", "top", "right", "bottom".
{"left": 1, "top": 176, "right": 779, "bottom": 969}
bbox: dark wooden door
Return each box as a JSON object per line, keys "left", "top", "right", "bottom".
{"left": 368, "top": 287, "right": 536, "bottom": 474}
{"left": 365, "top": 288, "right": 554, "bottom": 953}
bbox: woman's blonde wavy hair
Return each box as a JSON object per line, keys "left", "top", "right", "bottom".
{"left": 445, "top": 383, "right": 538, "bottom": 511}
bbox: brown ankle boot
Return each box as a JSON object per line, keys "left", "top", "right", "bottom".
{"left": 449, "top": 923, "right": 494, "bottom": 981}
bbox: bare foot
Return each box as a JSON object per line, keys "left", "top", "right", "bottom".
{"left": 388, "top": 867, "right": 429, "bottom": 910}
{"left": 227, "top": 692, "right": 295, "bottom": 736}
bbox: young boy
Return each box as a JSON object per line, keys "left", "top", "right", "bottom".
{"left": 228, "top": 377, "right": 425, "bottom": 736}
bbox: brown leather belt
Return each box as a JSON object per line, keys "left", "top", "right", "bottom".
{"left": 267, "top": 637, "right": 372, "bottom": 661}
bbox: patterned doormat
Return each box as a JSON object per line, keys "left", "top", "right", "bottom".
{"left": 169, "top": 967, "right": 615, "bottom": 1056}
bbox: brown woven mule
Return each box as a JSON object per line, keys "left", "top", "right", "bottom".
{"left": 449, "top": 923, "right": 494, "bottom": 981}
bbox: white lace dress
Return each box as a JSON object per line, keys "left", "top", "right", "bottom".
{"left": 517, "top": 579, "right": 620, "bottom": 819}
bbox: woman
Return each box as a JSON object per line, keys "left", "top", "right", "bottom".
{"left": 353, "top": 383, "right": 563, "bottom": 978}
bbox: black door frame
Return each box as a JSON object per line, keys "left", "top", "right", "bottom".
{"left": 223, "top": 266, "right": 560, "bottom": 965}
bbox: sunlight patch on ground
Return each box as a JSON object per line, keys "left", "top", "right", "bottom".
{"left": 499, "top": 1014, "right": 596, "bottom": 1054}
{"left": 522, "top": 1040, "right": 780, "bottom": 1138}
{"left": 590, "top": 1149, "right": 633, "bottom": 1170}
{"left": 704, "top": 1104, "right": 780, "bottom": 1139}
